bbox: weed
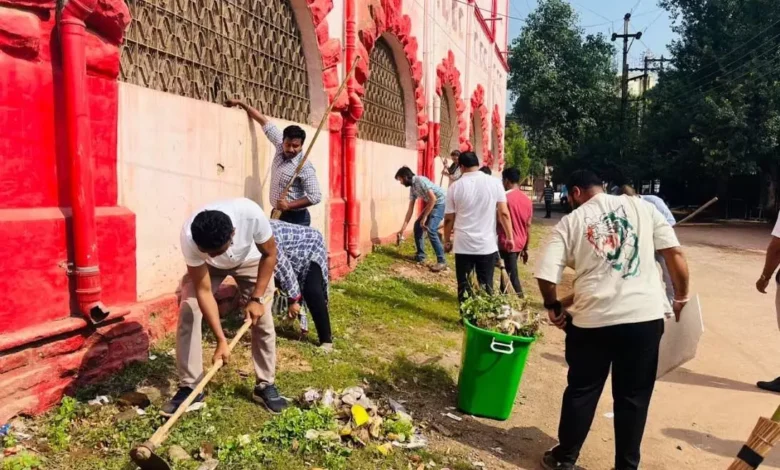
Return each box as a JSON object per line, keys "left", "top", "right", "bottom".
{"left": 218, "top": 406, "right": 350, "bottom": 469}
{"left": 47, "top": 397, "right": 78, "bottom": 451}
{"left": 381, "top": 414, "right": 414, "bottom": 439}
{"left": 2, "top": 434, "right": 18, "bottom": 449}
{"left": 1, "top": 452, "right": 43, "bottom": 470}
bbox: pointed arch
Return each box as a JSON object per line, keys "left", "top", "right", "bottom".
{"left": 354, "top": 0, "right": 429, "bottom": 161}
{"left": 492, "top": 104, "right": 505, "bottom": 171}
{"left": 470, "top": 84, "right": 491, "bottom": 166}
{"left": 435, "top": 51, "right": 469, "bottom": 156}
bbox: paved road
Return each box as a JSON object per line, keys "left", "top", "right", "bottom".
{"left": 472, "top": 208, "right": 780, "bottom": 469}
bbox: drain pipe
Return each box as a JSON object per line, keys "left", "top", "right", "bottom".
{"left": 344, "top": 0, "right": 362, "bottom": 260}
{"left": 61, "top": 0, "right": 109, "bottom": 323}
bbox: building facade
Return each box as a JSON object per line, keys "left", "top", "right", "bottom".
{"left": 0, "top": 0, "right": 509, "bottom": 420}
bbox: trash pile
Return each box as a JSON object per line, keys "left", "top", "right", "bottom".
{"left": 460, "top": 291, "right": 542, "bottom": 337}
{"left": 300, "top": 386, "right": 426, "bottom": 453}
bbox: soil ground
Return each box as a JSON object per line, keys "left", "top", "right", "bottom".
{"left": 7, "top": 206, "right": 780, "bottom": 470}
{"left": 444, "top": 208, "right": 780, "bottom": 470}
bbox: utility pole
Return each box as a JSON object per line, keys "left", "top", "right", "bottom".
{"left": 629, "top": 55, "right": 673, "bottom": 126}
{"left": 612, "top": 13, "right": 642, "bottom": 157}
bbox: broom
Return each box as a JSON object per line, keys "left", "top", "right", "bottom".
{"left": 728, "top": 405, "right": 780, "bottom": 469}
{"left": 271, "top": 57, "right": 361, "bottom": 220}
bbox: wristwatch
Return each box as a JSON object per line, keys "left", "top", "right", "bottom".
{"left": 249, "top": 294, "right": 273, "bottom": 305}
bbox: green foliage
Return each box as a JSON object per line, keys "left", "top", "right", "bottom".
{"left": 1, "top": 453, "right": 43, "bottom": 470}
{"left": 637, "top": 0, "right": 780, "bottom": 207}
{"left": 381, "top": 414, "right": 414, "bottom": 440}
{"left": 504, "top": 121, "right": 546, "bottom": 180}
{"left": 219, "top": 406, "right": 350, "bottom": 469}
{"left": 460, "top": 289, "right": 541, "bottom": 338}
{"left": 3, "top": 434, "right": 18, "bottom": 449}
{"left": 507, "top": 0, "right": 618, "bottom": 173}
{"left": 47, "top": 397, "right": 78, "bottom": 451}
{"left": 259, "top": 406, "right": 337, "bottom": 447}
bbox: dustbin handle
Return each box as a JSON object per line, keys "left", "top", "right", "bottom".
{"left": 490, "top": 338, "right": 514, "bottom": 355}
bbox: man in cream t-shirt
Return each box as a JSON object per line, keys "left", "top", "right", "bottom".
{"left": 534, "top": 170, "right": 690, "bottom": 470}
{"left": 163, "top": 198, "right": 289, "bottom": 417}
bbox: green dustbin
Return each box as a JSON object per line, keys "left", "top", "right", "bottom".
{"left": 457, "top": 319, "right": 536, "bottom": 421}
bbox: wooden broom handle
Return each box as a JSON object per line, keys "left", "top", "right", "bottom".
{"left": 147, "top": 319, "right": 253, "bottom": 447}
{"left": 274, "top": 57, "right": 362, "bottom": 212}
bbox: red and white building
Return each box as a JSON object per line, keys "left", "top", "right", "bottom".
{"left": 0, "top": 0, "right": 509, "bottom": 420}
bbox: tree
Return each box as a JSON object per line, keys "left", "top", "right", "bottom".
{"left": 644, "top": 0, "right": 780, "bottom": 210}
{"left": 504, "top": 121, "right": 530, "bottom": 176}
{"left": 507, "top": 0, "right": 619, "bottom": 176}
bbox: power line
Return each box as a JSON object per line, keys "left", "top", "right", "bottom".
{"left": 670, "top": 17, "right": 780, "bottom": 85}
{"left": 632, "top": 8, "right": 662, "bottom": 18}
{"left": 582, "top": 20, "right": 615, "bottom": 29}
{"left": 630, "top": 0, "right": 643, "bottom": 14}
{"left": 669, "top": 29, "right": 780, "bottom": 97}
{"left": 453, "top": 0, "right": 527, "bottom": 22}
{"left": 661, "top": 41, "right": 780, "bottom": 105}
{"left": 641, "top": 12, "right": 665, "bottom": 34}
{"left": 509, "top": 0, "right": 526, "bottom": 19}
{"left": 569, "top": 1, "right": 617, "bottom": 24}
{"left": 665, "top": 59, "right": 780, "bottom": 112}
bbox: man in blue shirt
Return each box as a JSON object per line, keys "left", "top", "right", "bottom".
{"left": 617, "top": 185, "right": 677, "bottom": 303}
{"left": 396, "top": 166, "right": 447, "bottom": 272}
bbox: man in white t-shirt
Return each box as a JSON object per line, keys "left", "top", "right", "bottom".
{"left": 755, "top": 212, "right": 780, "bottom": 393}
{"left": 443, "top": 151, "right": 514, "bottom": 304}
{"left": 535, "top": 170, "right": 690, "bottom": 470}
{"left": 162, "top": 198, "right": 288, "bottom": 417}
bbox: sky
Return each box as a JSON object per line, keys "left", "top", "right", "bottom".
{"left": 505, "top": 0, "right": 679, "bottom": 70}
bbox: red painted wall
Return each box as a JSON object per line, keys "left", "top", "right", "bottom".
{"left": 0, "top": 207, "right": 136, "bottom": 335}
{"left": 0, "top": 0, "right": 142, "bottom": 421}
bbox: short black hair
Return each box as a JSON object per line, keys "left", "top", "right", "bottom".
{"left": 479, "top": 166, "right": 492, "bottom": 175}
{"left": 283, "top": 125, "right": 306, "bottom": 144}
{"left": 395, "top": 166, "right": 415, "bottom": 180}
{"left": 459, "top": 151, "right": 479, "bottom": 168}
{"left": 502, "top": 167, "right": 521, "bottom": 184}
{"left": 566, "top": 170, "right": 602, "bottom": 192}
{"left": 450, "top": 150, "right": 461, "bottom": 157}
{"left": 191, "top": 210, "right": 233, "bottom": 251}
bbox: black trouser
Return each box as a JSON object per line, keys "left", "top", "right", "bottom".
{"left": 279, "top": 208, "right": 311, "bottom": 226}
{"left": 552, "top": 319, "right": 664, "bottom": 470}
{"left": 455, "top": 253, "right": 496, "bottom": 304}
{"left": 302, "top": 263, "right": 332, "bottom": 344}
{"left": 545, "top": 201, "right": 552, "bottom": 218}
{"left": 498, "top": 250, "right": 523, "bottom": 297}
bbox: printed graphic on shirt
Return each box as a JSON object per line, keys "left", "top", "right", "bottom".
{"left": 585, "top": 206, "right": 640, "bottom": 279}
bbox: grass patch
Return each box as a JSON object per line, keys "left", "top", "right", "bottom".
{"left": 19, "top": 231, "right": 550, "bottom": 470}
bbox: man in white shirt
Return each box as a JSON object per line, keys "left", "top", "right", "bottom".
{"left": 443, "top": 151, "right": 514, "bottom": 304}
{"left": 755, "top": 211, "right": 780, "bottom": 393}
{"left": 163, "top": 198, "right": 288, "bottom": 417}
{"left": 535, "top": 170, "right": 690, "bottom": 470}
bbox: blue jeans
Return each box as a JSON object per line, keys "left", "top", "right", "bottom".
{"left": 414, "top": 204, "right": 446, "bottom": 264}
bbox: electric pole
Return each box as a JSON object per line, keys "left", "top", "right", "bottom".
{"left": 629, "top": 55, "right": 673, "bottom": 126}
{"left": 612, "top": 13, "right": 642, "bottom": 157}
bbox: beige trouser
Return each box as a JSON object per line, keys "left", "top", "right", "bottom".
{"left": 177, "top": 259, "right": 276, "bottom": 388}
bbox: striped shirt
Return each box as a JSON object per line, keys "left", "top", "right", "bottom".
{"left": 264, "top": 123, "right": 322, "bottom": 210}
{"left": 409, "top": 176, "right": 446, "bottom": 206}
{"left": 543, "top": 186, "right": 555, "bottom": 203}
{"left": 270, "top": 220, "right": 329, "bottom": 302}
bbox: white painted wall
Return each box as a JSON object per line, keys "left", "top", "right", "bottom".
{"left": 355, "top": 139, "right": 418, "bottom": 246}
{"left": 118, "top": 83, "right": 329, "bottom": 300}
{"left": 115, "top": 0, "right": 508, "bottom": 297}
